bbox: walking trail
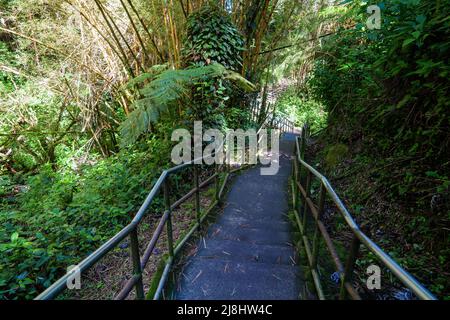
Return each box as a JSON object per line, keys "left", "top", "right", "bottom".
{"left": 175, "top": 132, "right": 303, "bottom": 300}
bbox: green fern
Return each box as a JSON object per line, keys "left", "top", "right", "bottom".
{"left": 120, "top": 63, "right": 255, "bottom": 146}
{"left": 125, "top": 64, "right": 169, "bottom": 88}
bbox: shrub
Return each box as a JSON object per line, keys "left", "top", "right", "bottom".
{"left": 0, "top": 135, "right": 173, "bottom": 299}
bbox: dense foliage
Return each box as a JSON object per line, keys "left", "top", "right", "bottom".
{"left": 182, "top": 4, "right": 251, "bottom": 130}
{"left": 0, "top": 1, "right": 259, "bottom": 300}
{"left": 1, "top": 0, "right": 448, "bottom": 300}
{"left": 183, "top": 4, "right": 245, "bottom": 71}
{"left": 310, "top": 0, "right": 449, "bottom": 227}
{"left": 302, "top": 0, "right": 450, "bottom": 297}
{"left": 274, "top": 86, "right": 327, "bottom": 134}
{"left": 119, "top": 63, "right": 254, "bottom": 146}
{"left": 0, "top": 137, "right": 173, "bottom": 299}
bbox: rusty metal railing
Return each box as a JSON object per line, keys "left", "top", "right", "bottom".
{"left": 291, "top": 124, "right": 436, "bottom": 300}
{"left": 272, "top": 113, "right": 295, "bottom": 133}
{"left": 35, "top": 155, "right": 226, "bottom": 300}
{"left": 35, "top": 116, "right": 290, "bottom": 300}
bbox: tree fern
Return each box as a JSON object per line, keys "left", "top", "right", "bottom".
{"left": 120, "top": 63, "right": 255, "bottom": 146}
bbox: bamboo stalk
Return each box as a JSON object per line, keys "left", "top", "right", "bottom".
{"left": 64, "top": 1, "right": 130, "bottom": 75}
{"left": 96, "top": 0, "right": 145, "bottom": 74}
{"left": 179, "top": 0, "right": 188, "bottom": 18}
{"left": 126, "top": 0, "right": 164, "bottom": 61}
{"left": 0, "top": 25, "right": 112, "bottom": 83}
{"left": 119, "top": 0, "right": 151, "bottom": 65}
{"left": 93, "top": 0, "right": 135, "bottom": 77}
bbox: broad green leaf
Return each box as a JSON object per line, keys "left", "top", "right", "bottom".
{"left": 402, "top": 38, "right": 415, "bottom": 47}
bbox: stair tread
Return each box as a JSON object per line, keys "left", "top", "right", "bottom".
{"left": 175, "top": 258, "right": 302, "bottom": 300}
{"left": 206, "top": 224, "right": 293, "bottom": 246}
{"left": 174, "top": 133, "right": 303, "bottom": 300}
{"left": 193, "top": 238, "right": 298, "bottom": 266}
{"left": 216, "top": 215, "right": 292, "bottom": 232}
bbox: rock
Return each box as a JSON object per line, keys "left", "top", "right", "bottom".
{"left": 119, "top": 242, "right": 129, "bottom": 249}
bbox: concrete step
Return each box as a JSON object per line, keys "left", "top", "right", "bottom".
{"left": 206, "top": 224, "right": 293, "bottom": 246}
{"left": 216, "top": 214, "right": 293, "bottom": 232}
{"left": 194, "top": 238, "right": 298, "bottom": 266}
{"left": 173, "top": 133, "right": 302, "bottom": 300}
{"left": 175, "top": 258, "right": 302, "bottom": 300}
{"left": 220, "top": 202, "right": 290, "bottom": 222}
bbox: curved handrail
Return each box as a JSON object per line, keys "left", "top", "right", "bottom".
{"left": 34, "top": 156, "right": 213, "bottom": 300}
{"left": 35, "top": 115, "right": 289, "bottom": 300}
{"left": 293, "top": 124, "right": 436, "bottom": 300}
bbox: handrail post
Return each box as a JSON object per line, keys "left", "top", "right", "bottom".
{"left": 299, "top": 128, "right": 306, "bottom": 187}
{"left": 302, "top": 171, "right": 311, "bottom": 231}
{"left": 292, "top": 148, "right": 298, "bottom": 210}
{"left": 296, "top": 137, "right": 303, "bottom": 215}
{"left": 130, "top": 228, "right": 144, "bottom": 299}
{"left": 193, "top": 165, "right": 201, "bottom": 224}
{"left": 296, "top": 162, "right": 302, "bottom": 215}
{"left": 339, "top": 234, "right": 361, "bottom": 300}
{"left": 311, "top": 183, "right": 326, "bottom": 269}
{"left": 163, "top": 179, "right": 174, "bottom": 258}
{"left": 300, "top": 127, "right": 306, "bottom": 161}
{"left": 215, "top": 163, "right": 220, "bottom": 202}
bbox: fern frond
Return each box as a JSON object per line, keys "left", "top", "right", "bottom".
{"left": 224, "top": 70, "right": 256, "bottom": 92}
{"left": 125, "top": 64, "right": 169, "bottom": 88}
{"left": 120, "top": 63, "right": 255, "bottom": 147}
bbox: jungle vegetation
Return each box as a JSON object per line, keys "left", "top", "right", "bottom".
{"left": 0, "top": 0, "right": 448, "bottom": 299}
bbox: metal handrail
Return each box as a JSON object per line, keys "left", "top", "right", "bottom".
{"left": 35, "top": 118, "right": 288, "bottom": 300}
{"left": 34, "top": 150, "right": 217, "bottom": 299}
{"left": 292, "top": 124, "right": 437, "bottom": 300}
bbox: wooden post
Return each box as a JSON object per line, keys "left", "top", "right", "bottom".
{"left": 193, "top": 165, "right": 201, "bottom": 224}
{"left": 163, "top": 179, "right": 174, "bottom": 258}
{"left": 339, "top": 234, "right": 361, "bottom": 300}
{"left": 311, "top": 183, "right": 326, "bottom": 269}
{"left": 302, "top": 171, "right": 311, "bottom": 231}
{"left": 215, "top": 164, "right": 220, "bottom": 202}
{"left": 130, "top": 228, "right": 144, "bottom": 299}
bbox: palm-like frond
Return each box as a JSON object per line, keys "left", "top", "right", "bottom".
{"left": 120, "top": 63, "right": 255, "bottom": 146}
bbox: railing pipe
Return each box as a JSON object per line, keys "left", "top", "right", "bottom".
{"left": 35, "top": 223, "right": 135, "bottom": 299}
{"left": 302, "top": 172, "right": 311, "bottom": 230}
{"left": 130, "top": 228, "right": 145, "bottom": 299}
{"left": 132, "top": 171, "right": 167, "bottom": 224}
{"left": 311, "top": 183, "right": 326, "bottom": 269}
{"left": 293, "top": 129, "right": 436, "bottom": 300}
{"left": 194, "top": 165, "right": 201, "bottom": 224}
{"left": 37, "top": 108, "right": 279, "bottom": 301}
{"left": 163, "top": 179, "right": 174, "bottom": 258}
{"left": 215, "top": 164, "right": 220, "bottom": 202}
{"left": 339, "top": 234, "right": 361, "bottom": 300}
